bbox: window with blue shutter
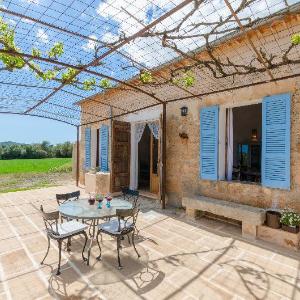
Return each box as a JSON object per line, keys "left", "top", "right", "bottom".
{"left": 262, "top": 93, "right": 291, "bottom": 189}
{"left": 200, "top": 105, "right": 219, "bottom": 180}
{"left": 99, "top": 125, "right": 109, "bottom": 172}
{"left": 85, "top": 127, "right": 91, "bottom": 170}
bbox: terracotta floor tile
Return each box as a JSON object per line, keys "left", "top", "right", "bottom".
{"left": 1, "top": 249, "right": 33, "bottom": 277}
{"left": 7, "top": 271, "right": 46, "bottom": 300}
{"left": 1, "top": 185, "right": 300, "bottom": 300}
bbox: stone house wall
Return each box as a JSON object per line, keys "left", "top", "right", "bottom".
{"left": 77, "top": 14, "right": 300, "bottom": 211}
{"left": 165, "top": 78, "right": 300, "bottom": 211}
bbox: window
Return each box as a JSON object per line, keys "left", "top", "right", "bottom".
{"left": 200, "top": 93, "right": 291, "bottom": 190}
{"left": 229, "top": 104, "right": 262, "bottom": 183}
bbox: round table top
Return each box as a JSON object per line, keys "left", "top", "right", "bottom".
{"left": 59, "top": 198, "right": 132, "bottom": 220}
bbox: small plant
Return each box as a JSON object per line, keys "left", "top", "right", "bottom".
{"left": 172, "top": 70, "right": 196, "bottom": 88}
{"left": 83, "top": 78, "right": 96, "bottom": 90}
{"left": 99, "top": 78, "right": 112, "bottom": 89}
{"left": 61, "top": 68, "right": 78, "bottom": 83}
{"left": 140, "top": 71, "right": 152, "bottom": 84}
{"left": 280, "top": 210, "right": 300, "bottom": 227}
{"left": 291, "top": 33, "right": 300, "bottom": 45}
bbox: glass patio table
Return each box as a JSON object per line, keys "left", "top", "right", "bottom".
{"left": 59, "top": 198, "right": 132, "bottom": 265}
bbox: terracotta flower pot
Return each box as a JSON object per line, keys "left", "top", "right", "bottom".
{"left": 282, "top": 224, "right": 299, "bottom": 234}
{"left": 266, "top": 210, "right": 281, "bottom": 229}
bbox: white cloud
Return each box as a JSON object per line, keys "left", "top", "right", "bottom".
{"left": 82, "top": 35, "right": 98, "bottom": 52}
{"left": 23, "top": 0, "right": 40, "bottom": 4}
{"left": 96, "top": 0, "right": 182, "bottom": 67}
{"left": 95, "top": 0, "right": 292, "bottom": 68}
{"left": 101, "top": 32, "right": 118, "bottom": 43}
{"left": 36, "top": 28, "right": 49, "bottom": 44}
{"left": 22, "top": 18, "right": 34, "bottom": 24}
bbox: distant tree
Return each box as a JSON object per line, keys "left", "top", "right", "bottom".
{"left": 0, "top": 141, "right": 73, "bottom": 159}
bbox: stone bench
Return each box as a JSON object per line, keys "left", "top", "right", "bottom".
{"left": 182, "top": 195, "right": 266, "bottom": 238}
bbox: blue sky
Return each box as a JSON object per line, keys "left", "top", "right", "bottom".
{"left": 0, "top": 114, "right": 76, "bottom": 144}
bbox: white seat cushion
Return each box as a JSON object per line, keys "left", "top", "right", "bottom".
{"left": 57, "top": 220, "right": 88, "bottom": 238}
{"left": 98, "top": 219, "right": 133, "bottom": 234}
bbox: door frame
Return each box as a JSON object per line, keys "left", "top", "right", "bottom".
{"left": 111, "top": 120, "right": 131, "bottom": 193}
{"left": 129, "top": 119, "right": 161, "bottom": 197}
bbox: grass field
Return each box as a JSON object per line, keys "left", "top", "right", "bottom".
{"left": 0, "top": 158, "right": 73, "bottom": 193}
{"left": 0, "top": 158, "right": 71, "bottom": 174}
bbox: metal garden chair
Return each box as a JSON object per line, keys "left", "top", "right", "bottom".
{"left": 40, "top": 205, "right": 88, "bottom": 275}
{"left": 56, "top": 190, "right": 80, "bottom": 207}
{"left": 121, "top": 188, "right": 140, "bottom": 237}
{"left": 56, "top": 190, "right": 81, "bottom": 248}
{"left": 121, "top": 187, "right": 139, "bottom": 208}
{"left": 96, "top": 208, "right": 140, "bottom": 269}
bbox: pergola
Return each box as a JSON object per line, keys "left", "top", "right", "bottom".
{"left": 1, "top": 0, "right": 300, "bottom": 207}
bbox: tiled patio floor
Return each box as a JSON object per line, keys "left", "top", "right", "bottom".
{"left": 0, "top": 185, "right": 300, "bottom": 300}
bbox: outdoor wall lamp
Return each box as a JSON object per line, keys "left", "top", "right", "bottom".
{"left": 180, "top": 106, "right": 188, "bottom": 116}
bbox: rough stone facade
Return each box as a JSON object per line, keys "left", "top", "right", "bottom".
{"left": 166, "top": 79, "right": 300, "bottom": 211}
{"left": 77, "top": 15, "right": 300, "bottom": 212}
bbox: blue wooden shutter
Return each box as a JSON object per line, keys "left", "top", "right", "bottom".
{"left": 262, "top": 93, "right": 291, "bottom": 189}
{"left": 100, "top": 125, "right": 109, "bottom": 172}
{"left": 200, "top": 106, "right": 219, "bottom": 180}
{"left": 85, "top": 127, "right": 91, "bottom": 170}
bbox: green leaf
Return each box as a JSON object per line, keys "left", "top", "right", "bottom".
{"left": 140, "top": 71, "right": 152, "bottom": 84}
{"left": 172, "top": 71, "right": 196, "bottom": 88}
{"left": 83, "top": 78, "right": 96, "bottom": 90}
{"left": 99, "top": 78, "right": 112, "bottom": 89}
{"left": 182, "top": 71, "right": 195, "bottom": 87}
{"left": 291, "top": 33, "right": 300, "bottom": 45}
{"left": 61, "top": 68, "right": 78, "bottom": 83}
{"left": 32, "top": 48, "right": 42, "bottom": 57}
{"left": 0, "top": 53, "right": 25, "bottom": 70}
{"left": 36, "top": 69, "right": 58, "bottom": 81}
{"left": 48, "top": 42, "right": 64, "bottom": 59}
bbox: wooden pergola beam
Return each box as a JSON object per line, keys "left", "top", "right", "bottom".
{"left": 81, "top": 71, "right": 300, "bottom": 126}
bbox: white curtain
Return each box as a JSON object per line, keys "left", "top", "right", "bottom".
{"left": 148, "top": 121, "right": 160, "bottom": 139}
{"left": 226, "top": 108, "right": 233, "bottom": 181}
{"left": 130, "top": 123, "right": 146, "bottom": 190}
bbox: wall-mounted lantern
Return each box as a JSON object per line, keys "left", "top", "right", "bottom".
{"left": 180, "top": 106, "right": 188, "bottom": 117}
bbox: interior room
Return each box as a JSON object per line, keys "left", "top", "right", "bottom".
{"left": 138, "top": 125, "right": 151, "bottom": 190}
{"left": 228, "top": 103, "right": 262, "bottom": 183}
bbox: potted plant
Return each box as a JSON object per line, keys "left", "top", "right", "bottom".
{"left": 266, "top": 210, "right": 282, "bottom": 229}
{"left": 280, "top": 211, "right": 300, "bottom": 233}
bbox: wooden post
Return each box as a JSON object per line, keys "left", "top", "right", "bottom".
{"left": 161, "top": 103, "right": 167, "bottom": 209}
{"left": 76, "top": 125, "right": 80, "bottom": 187}
{"left": 109, "top": 106, "right": 113, "bottom": 193}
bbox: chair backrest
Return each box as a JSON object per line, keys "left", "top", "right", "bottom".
{"left": 121, "top": 188, "right": 139, "bottom": 208}
{"left": 116, "top": 207, "right": 139, "bottom": 234}
{"left": 56, "top": 190, "right": 80, "bottom": 206}
{"left": 40, "top": 205, "right": 60, "bottom": 237}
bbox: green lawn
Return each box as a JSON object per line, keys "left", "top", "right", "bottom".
{"left": 0, "top": 158, "right": 72, "bottom": 174}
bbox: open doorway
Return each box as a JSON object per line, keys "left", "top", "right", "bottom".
{"left": 137, "top": 124, "right": 159, "bottom": 194}
{"left": 138, "top": 125, "right": 151, "bottom": 190}
{"left": 227, "top": 103, "right": 262, "bottom": 183}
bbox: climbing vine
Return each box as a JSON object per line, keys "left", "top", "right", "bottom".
{"left": 1, "top": 0, "right": 300, "bottom": 93}
{"left": 0, "top": 17, "right": 112, "bottom": 91}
